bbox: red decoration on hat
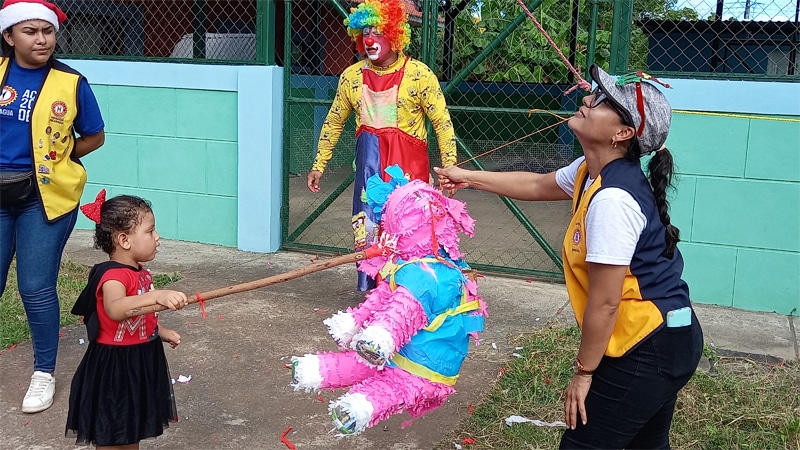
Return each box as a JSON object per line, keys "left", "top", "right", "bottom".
{"left": 635, "top": 82, "right": 647, "bottom": 137}
{"left": 636, "top": 71, "right": 671, "bottom": 89}
{"left": 80, "top": 189, "right": 106, "bottom": 224}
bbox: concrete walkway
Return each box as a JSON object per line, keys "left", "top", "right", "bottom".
{"left": 0, "top": 230, "right": 797, "bottom": 449}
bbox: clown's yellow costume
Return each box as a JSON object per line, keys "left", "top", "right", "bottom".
{"left": 310, "top": 57, "right": 457, "bottom": 174}
{"left": 310, "top": 0, "right": 457, "bottom": 291}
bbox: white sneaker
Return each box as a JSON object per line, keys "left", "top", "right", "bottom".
{"left": 21, "top": 371, "right": 55, "bottom": 413}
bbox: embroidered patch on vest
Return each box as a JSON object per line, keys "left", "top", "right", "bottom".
{"left": 0, "top": 86, "right": 17, "bottom": 106}
{"left": 51, "top": 100, "right": 67, "bottom": 117}
{"left": 50, "top": 100, "right": 67, "bottom": 124}
{"left": 572, "top": 222, "right": 582, "bottom": 247}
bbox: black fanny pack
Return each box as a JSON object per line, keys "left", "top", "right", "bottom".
{"left": 0, "top": 171, "right": 36, "bottom": 207}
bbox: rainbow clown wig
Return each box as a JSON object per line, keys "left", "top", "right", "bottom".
{"left": 344, "top": 0, "right": 411, "bottom": 55}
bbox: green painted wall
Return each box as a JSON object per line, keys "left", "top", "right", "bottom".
{"left": 76, "top": 85, "right": 240, "bottom": 247}
{"left": 666, "top": 113, "right": 800, "bottom": 315}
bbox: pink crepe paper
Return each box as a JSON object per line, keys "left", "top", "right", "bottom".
{"left": 352, "top": 366, "right": 456, "bottom": 427}
{"left": 359, "top": 180, "right": 475, "bottom": 277}
{"left": 316, "top": 350, "right": 379, "bottom": 389}
{"left": 361, "top": 285, "right": 429, "bottom": 349}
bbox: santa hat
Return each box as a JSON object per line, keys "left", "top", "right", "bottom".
{"left": 0, "top": 0, "right": 67, "bottom": 33}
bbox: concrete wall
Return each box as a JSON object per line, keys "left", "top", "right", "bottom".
{"left": 660, "top": 78, "right": 800, "bottom": 315}
{"left": 67, "top": 60, "right": 283, "bottom": 253}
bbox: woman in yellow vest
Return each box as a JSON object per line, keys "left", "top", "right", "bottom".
{"left": 435, "top": 65, "right": 703, "bottom": 449}
{"left": 0, "top": 0, "right": 105, "bottom": 414}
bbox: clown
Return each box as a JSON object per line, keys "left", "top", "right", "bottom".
{"left": 307, "top": 0, "right": 458, "bottom": 291}
{"left": 292, "top": 165, "right": 486, "bottom": 435}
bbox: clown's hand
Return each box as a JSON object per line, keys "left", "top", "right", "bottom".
{"left": 351, "top": 325, "right": 396, "bottom": 368}
{"left": 307, "top": 170, "right": 323, "bottom": 193}
{"left": 324, "top": 311, "right": 359, "bottom": 349}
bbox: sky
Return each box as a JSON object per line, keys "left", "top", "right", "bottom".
{"left": 677, "top": 0, "right": 797, "bottom": 21}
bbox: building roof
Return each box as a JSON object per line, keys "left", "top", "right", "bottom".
{"left": 638, "top": 18, "right": 799, "bottom": 36}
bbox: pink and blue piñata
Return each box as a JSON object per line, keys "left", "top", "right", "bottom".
{"left": 290, "top": 165, "right": 487, "bottom": 435}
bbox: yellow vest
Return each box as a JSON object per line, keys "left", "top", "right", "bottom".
{"left": 0, "top": 58, "right": 86, "bottom": 221}
{"left": 562, "top": 161, "right": 664, "bottom": 357}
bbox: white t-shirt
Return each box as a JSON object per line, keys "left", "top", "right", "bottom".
{"left": 555, "top": 156, "right": 646, "bottom": 266}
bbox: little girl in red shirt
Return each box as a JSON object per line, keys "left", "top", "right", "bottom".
{"left": 66, "top": 190, "right": 188, "bottom": 448}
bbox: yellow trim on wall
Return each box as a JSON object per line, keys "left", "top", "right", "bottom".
{"left": 673, "top": 110, "right": 800, "bottom": 123}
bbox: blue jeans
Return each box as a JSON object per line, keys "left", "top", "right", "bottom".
{"left": 560, "top": 313, "right": 703, "bottom": 449}
{"left": 0, "top": 192, "right": 78, "bottom": 373}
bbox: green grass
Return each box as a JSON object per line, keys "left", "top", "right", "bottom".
{"left": 0, "top": 260, "right": 181, "bottom": 350}
{"left": 0, "top": 259, "right": 90, "bottom": 349}
{"left": 437, "top": 325, "right": 800, "bottom": 450}
{"left": 152, "top": 272, "right": 181, "bottom": 289}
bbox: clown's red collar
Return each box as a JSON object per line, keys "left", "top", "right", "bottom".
{"left": 365, "top": 53, "right": 406, "bottom": 72}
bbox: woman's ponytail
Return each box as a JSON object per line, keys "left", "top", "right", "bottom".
{"left": 647, "top": 148, "right": 680, "bottom": 259}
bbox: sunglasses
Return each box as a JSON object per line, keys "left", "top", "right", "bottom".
{"left": 589, "top": 87, "right": 608, "bottom": 108}
{"left": 589, "top": 87, "right": 633, "bottom": 127}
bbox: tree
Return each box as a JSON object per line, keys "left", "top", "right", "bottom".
{"left": 447, "top": 0, "right": 699, "bottom": 83}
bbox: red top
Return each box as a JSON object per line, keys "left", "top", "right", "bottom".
{"left": 95, "top": 265, "right": 159, "bottom": 346}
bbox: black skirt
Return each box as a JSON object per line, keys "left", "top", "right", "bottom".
{"left": 66, "top": 337, "right": 178, "bottom": 446}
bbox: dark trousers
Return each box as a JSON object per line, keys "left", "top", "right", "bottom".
{"left": 560, "top": 314, "right": 703, "bottom": 450}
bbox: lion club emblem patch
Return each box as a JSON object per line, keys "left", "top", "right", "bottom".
{"left": 0, "top": 86, "right": 17, "bottom": 106}
{"left": 572, "top": 226, "right": 581, "bottom": 245}
{"left": 51, "top": 101, "right": 67, "bottom": 117}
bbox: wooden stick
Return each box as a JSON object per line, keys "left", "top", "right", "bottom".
{"left": 125, "top": 247, "right": 384, "bottom": 318}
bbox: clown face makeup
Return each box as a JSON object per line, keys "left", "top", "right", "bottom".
{"left": 362, "top": 27, "right": 396, "bottom": 67}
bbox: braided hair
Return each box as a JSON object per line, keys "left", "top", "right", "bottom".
{"left": 623, "top": 145, "right": 680, "bottom": 259}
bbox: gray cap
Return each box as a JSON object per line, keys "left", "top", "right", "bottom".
{"left": 590, "top": 64, "right": 672, "bottom": 155}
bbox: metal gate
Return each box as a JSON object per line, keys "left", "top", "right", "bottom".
{"left": 281, "top": 0, "right": 610, "bottom": 280}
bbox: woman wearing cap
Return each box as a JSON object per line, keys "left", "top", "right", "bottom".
{"left": 0, "top": 0, "right": 105, "bottom": 413}
{"left": 435, "top": 64, "right": 703, "bottom": 448}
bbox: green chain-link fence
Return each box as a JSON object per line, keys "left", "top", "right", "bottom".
{"left": 282, "top": 0, "right": 797, "bottom": 280}
{"left": 283, "top": 0, "right": 592, "bottom": 279}
{"left": 53, "top": 0, "right": 798, "bottom": 77}
{"left": 54, "top": 0, "right": 277, "bottom": 63}
{"left": 640, "top": 0, "right": 798, "bottom": 77}
{"left": 601, "top": 0, "right": 799, "bottom": 78}
{"left": 48, "top": 0, "right": 796, "bottom": 277}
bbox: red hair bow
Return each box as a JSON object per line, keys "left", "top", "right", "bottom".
{"left": 80, "top": 189, "right": 106, "bottom": 224}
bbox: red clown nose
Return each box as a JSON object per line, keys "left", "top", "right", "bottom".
{"left": 364, "top": 37, "right": 374, "bottom": 47}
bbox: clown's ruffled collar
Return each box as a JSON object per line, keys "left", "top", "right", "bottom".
{"left": 363, "top": 52, "right": 407, "bottom": 74}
